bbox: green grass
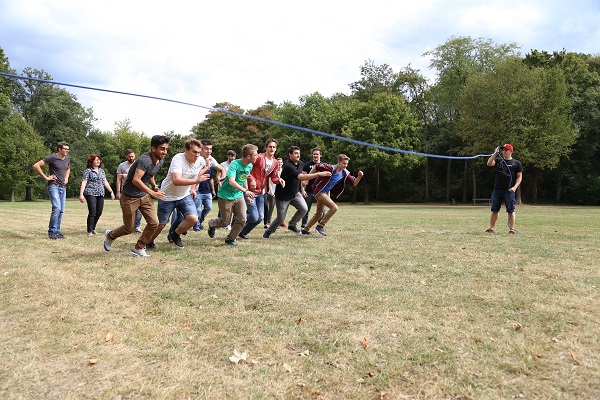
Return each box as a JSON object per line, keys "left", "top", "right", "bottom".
{"left": 0, "top": 200, "right": 598, "bottom": 399}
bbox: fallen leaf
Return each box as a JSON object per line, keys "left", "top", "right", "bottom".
{"left": 311, "top": 391, "right": 324, "bottom": 396}
{"left": 283, "top": 363, "right": 292, "bottom": 372}
{"left": 299, "top": 349, "right": 310, "bottom": 357}
{"left": 512, "top": 322, "right": 522, "bottom": 330}
{"left": 570, "top": 350, "right": 580, "bottom": 365}
{"left": 361, "top": 337, "right": 369, "bottom": 350}
{"left": 533, "top": 354, "right": 543, "bottom": 359}
{"left": 367, "top": 371, "right": 375, "bottom": 377}
{"left": 86, "top": 358, "right": 98, "bottom": 365}
{"left": 105, "top": 332, "right": 114, "bottom": 342}
{"left": 229, "top": 349, "right": 248, "bottom": 364}
{"left": 296, "top": 317, "right": 303, "bottom": 324}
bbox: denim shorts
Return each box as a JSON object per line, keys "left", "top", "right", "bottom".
{"left": 157, "top": 195, "right": 197, "bottom": 224}
{"left": 490, "top": 188, "right": 516, "bottom": 213}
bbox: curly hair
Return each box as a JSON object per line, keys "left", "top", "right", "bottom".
{"left": 86, "top": 154, "right": 102, "bottom": 168}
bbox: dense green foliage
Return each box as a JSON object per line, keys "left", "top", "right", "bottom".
{"left": 1, "top": 37, "right": 598, "bottom": 204}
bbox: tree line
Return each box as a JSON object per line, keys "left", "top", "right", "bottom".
{"left": 1, "top": 36, "right": 599, "bottom": 204}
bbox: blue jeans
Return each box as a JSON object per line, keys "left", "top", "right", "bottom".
{"left": 156, "top": 195, "right": 198, "bottom": 236}
{"left": 240, "top": 193, "right": 265, "bottom": 236}
{"left": 135, "top": 209, "right": 142, "bottom": 229}
{"left": 193, "top": 193, "right": 213, "bottom": 229}
{"left": 48, "top": 185, "right": 66, "bottom": 235}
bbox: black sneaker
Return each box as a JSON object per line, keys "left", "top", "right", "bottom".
{"left": 55, "top": 233, "right": 66, "bottom": 239}
{"left": 171, "top": 232, "right": 184, "bottom": 249}
{"left": 262, "top": 230, "right": 272, "bottom": 239}
{"left": 288, "top": 226, "right": 301, "bottom": 235}
{"left": 301, "top": 229, "right": 312, "bottom": 235}
{"left": 208, "top": 226, "right": 215, "bottom": 238}
{"left": 225, "top": 239, "right": 238, "bottom": 246}
{"left": 238, "top": 233, "right": 249, "bottom": 240}
{"left": 146, "top": 242, "right": 156, "bottom": 250}
{"left": 315, "top": 226, "right": 327, "bottom": 236}
{"left": 167, "top": 233, "right": 174, "bottom": 243}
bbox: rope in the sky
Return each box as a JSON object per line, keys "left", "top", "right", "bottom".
{"left": 0, "top": 71, "right": 493, "bottom": 160}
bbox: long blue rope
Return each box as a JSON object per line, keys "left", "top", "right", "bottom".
{"left": 0, "top": 71, "right": 492, "bottom": 160}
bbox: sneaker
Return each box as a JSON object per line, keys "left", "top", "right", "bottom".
{"left": 131, "top": 247, "right": 151, "bottom": 257}
{"left": 280, "top": 221, "right": 287, "bottom": 227}
{"left": 288, "top": 226, "right": 301, "bottom": 234}
{"left": 509, "top": 229, "right": 516, "bottom": 235}
{"left": 170, "top": 232, "right": 184, "bottom": 249}
{"left": 103, "top": 230, "right": 113, "bottom": 251}
{"left": 301, "top": 229, "right": 312, "bottom": 235}
{"left": 264, "top": 224, "right": 269, "bottom": 229}
{"left": 134, "top": 227, "right": 143, "bottom": 233}
{"left": 49, "top": 233, "right": 58, "bottom": 240}
{"left": 315, "top": 226, "right": 327, "bottom": 236}
{"left": 166, "top": 233, "right": 174, "bottom": 243}
{"left": 199, "top": 224, "right": 205, "bottom": 230}
{"left": 55, "top": 233, "right": 66, "bottom": 239}
{"left": 262, "top": 230, "right": 272, "bottom": 239}
{"left": 87, "top": 232, "right": 94, "bottom": 237}
{"left": 225, "top": 239, "right": 238, "bottom": 246}
{"left": 146, "top": 242, "right": 156, "bottom": 250}
{"left": 208, "top": 226, "right": 216, "bottom": 238}
{"left": 485, "top": 228, "right": 494, "bottom": 234}
{"left": 226, "top": 224, "right": 232, "bottom": 231}
{"left": 238, "top": 233, "right": 249, "bottom": 240}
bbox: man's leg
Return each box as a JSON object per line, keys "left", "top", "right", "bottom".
{"left": 47, "top": 186, "right": 62, "bottom": 236}
{"left": 57, "top": 187, "right": 66, "bottom": 233}
{"left": 240, "top": 193, "right": 264, "bottom": 236}
{"left": 301, "top": 191, "right": 315, "bottom": 228}
{"left": 108, "top": 195, "right": 140, "bottom": 240}
{"left": 208, "top": 198, "right": 234, "bottom": 229}
{"left": 314, "top": 193, "right": 337, "bottom": 227}
{"left": 488, "top": 189, "right": 502, "bottom": 231}
{"left": 228, "top": 197, "right": 247, "bottom": 242}
{"left": 136, "top": 195, "right": 159, "bottom": 249}
{"left": 173, "top": 196, "right": 199, "bottom": 235}
{"left": 198, "top": 193, "right": 212, "bottom": 227}
{"left": 288, "top": 192, "right": 308, "bottom": 228}
{"left": 304, "top": 194, "right": 326, "bottom": 231}
{"left": 267, "top": 199, "right": 290, "bottom": 233}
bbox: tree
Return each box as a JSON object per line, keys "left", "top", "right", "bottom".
{"left": 425, "top": 36, "right": 520, "bottom": 202}
{"left": 0, "top": 114, "right": 48, "bottom": 201}
{"left": 458, "top": 57, "right": 574, "bottom": 202}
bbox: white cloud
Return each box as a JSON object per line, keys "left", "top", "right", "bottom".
{"left": 1, "top": 0, "right": 599, "bottom": 137}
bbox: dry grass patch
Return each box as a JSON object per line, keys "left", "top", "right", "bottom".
{"left": 0, "top": 201, "right": 598, "bottom": 399}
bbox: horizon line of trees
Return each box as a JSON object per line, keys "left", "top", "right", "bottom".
{"left": 1, "top": 36, "right": 599, "bottom": 205}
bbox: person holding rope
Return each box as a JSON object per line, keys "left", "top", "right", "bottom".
{"left": 485, "top": 144, "right": 523, "bottom": 235}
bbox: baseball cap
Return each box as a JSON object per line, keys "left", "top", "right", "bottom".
{"left": 500, "top": 144, "right": 514, "bottom": 152}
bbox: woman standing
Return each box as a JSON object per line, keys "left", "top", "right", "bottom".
{"left": 79, "top": 154, "right": 114, "bottom": 236}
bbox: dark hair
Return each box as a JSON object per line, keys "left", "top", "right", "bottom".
{"left": 125, "top": 149, "right": 135, "bottom": 155}
{"left": 227, "top": 149, "right": 236, "bottom": 156}
{"left": 311, "top": 147, "right": 322, "bottom": 155}
{"left": 287, "top": 146, "right": 300, "bottom": 155}
{"left": 200, "top": 139, "right": 212, "bottom": 146}
{"left": 57, "top": 141, "right": 69, "bottom": 151}
{"left": 150, "top": 135, "right": 170, "bottom": 148}
{"left": 184, "top": 137, "right": 202, "bottom": 150}
{"left": 86, "top": 154, "right": 102, "bottom": 168}
{"left": 265, "top": 138, "right": 278, "bottom": 148}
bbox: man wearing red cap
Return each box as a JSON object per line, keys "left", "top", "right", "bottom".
{"left": 485, "top": 144, "right": 523, "bottom": 234}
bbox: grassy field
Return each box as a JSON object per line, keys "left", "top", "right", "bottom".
{"left": 0, "top": 200, "right": 598, "bottom": 399}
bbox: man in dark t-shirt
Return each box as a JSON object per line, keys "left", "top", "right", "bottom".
{"left": 33, "top": 141, "right": 71, "bottom": 239}
{"left": 485, "top": 143, "right": 523, "bottom": 235}
{"left": 103, "top": 135, "right": 170, "bottom": 257}
{"left": 263, "top": 146, "right": 331, "bottom": 239}
{"left": 301, "top": 147, "right": 322, "bottom": 229}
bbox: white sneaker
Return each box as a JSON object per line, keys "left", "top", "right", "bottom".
{"left": 103, "top": 230, "right": 113, "bottom": 251}
{"left": 131, "top": 247, "right": 151, "bottom": 257}
{"left": 134, "top": 227, "right": 143, "bottom": 233}
{"left": 226, "top": 224, "right": 232, "bottom": 231}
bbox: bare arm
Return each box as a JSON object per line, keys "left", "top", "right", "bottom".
{"left": 510, "top": 171, "right": 522, "bottom": 193}
{"left": 133, "top": 168, "right": 164, "bottom": 199}
{"left": 33, "top": 160, "right": 55, "bottom": 182}
{"left": 104, "top": 178, "right": 115, "bottom": 200}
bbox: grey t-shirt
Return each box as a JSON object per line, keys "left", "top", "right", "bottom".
{"left": 42, "top": 153, "right": 70, "bottom": 187}
{"left": 121, "top": 152, "right": 164, "bottom": 198}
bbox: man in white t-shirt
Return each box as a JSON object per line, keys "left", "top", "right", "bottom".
{"left": 147, "top": 138, "right": 211, "bottom": 249}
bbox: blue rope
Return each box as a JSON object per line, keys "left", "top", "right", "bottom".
{"left": 1, "top": 72, "right": 492, "bottom": 160}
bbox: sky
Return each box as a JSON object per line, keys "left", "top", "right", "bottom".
{"left": 1, "top": 0, "right": 599, "bottom": 137}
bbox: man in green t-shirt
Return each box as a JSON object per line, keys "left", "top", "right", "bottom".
{"left": 207, "top": 144, "right": 258, "bottom": 246}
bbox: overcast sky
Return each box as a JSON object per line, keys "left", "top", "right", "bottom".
{"left": 1, "top": 0, "right": 599, "bottom": 137}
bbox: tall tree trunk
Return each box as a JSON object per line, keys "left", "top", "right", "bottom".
{"left": 471, "top": 164, "right": 477, "bottom": 201}
{"left": 555, "top": 158, "right": 564, "bottom": 203}
{"left": 363, "top": 180, "right": 369, "bottom": 204}
{"left": 462, "top": 160, "right": 468, "bottom": 203}
{"left": 375, "top": 167, "right": 380, "bottom": 201}
{"left": 446, "top": 159, "right": 452, "bottom": 203}
{"left": 25, "top": 185, "right": 33, "bottom": 201}
{"left": 425, "top": 158, "right": 430, "bottom": 202}
{"left": 11, "top": 190, "right": 15, "bottom": 202}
